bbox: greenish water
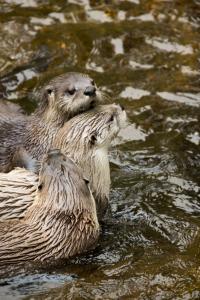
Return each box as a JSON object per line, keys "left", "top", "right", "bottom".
{"left": 0, "top": 0, "right": 200, "bottom": 299}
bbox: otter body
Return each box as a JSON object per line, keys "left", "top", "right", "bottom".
{"left": 0, "top": 100, "right": 24, "bottom": 119}
{"left": 0, "top": 73, "right": 102, "bottom": 172}
{"left": 0, "top": 104, "right": 127, "bottom": 220}
{"left": 0, "top": 149, "right": 99, "bottom": 268}
{"left": 0, "top": 168, "right": 38, "bottom": 220}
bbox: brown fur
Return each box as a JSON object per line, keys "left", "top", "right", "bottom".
{"left": 0, "top": 72, "right": 102, "bottom": 172}
{"left": 0, "top": 149, "right": 99, "bottom": 268}
{"left": 0, "top": 100, "right": 24, "bottom": 118}
{"left": 0, "top": 104, "right": 127, "bottom": 220}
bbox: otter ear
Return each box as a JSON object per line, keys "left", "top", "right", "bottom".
{"left": 38, "top": 182, "right": 43, "bottom": 191}
{"left": 47, "top": 88, "right": 53, "bottom": 95}
{"left": 41, "top": 86, "right": 54, "bottom": 106}
{"left": 45, "top": 85, "right": 54, "bottom": 97}
{"left": 90, "top": 134, "right": 97, "bottom": 145}
{"left": 84, "top": 178, "right": 90, "bottom": 185}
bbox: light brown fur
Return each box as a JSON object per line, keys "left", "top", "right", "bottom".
{"left": 0, "top": 104, "right": 127, "bottom": 220}
{"left": 0, "top": 72, "right": 102, "bottom": 172}
{"left": 0, "top": 149, "right": 99, "bottom": 268}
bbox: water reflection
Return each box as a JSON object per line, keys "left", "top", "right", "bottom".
{"left": 157, "top": 92, "right": 200, "bottom": 107}
{"left": 146, "top": 37, "right": 194, "bottom": 55}
{"left": 120, "top": 87, "right": 150, "bottom": 99}
{"left": 0, "top": 0, "right": 200, "bottom": 299}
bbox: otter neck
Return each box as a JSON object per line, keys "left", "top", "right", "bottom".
{"left": 25, "top": 175, "right": 98, "bottom": 227}
{"left": 70, "top": 146, "right": 111, "bottom": 216}
{"left": 37, "top": 106, "right": 68, "bottom": 126}
{"left": 90, "top": 147, "right": 110, "bottom": 216}
{"left": 24, "top": 112, "right": 65, "bottom": 159}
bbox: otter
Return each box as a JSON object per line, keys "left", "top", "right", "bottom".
{"left": 0, "top": 72, "right": 102, "bottom": 172}
{"left": 0, "top": 104, "right": 127, "bottom": 220}
{"left": 0, "top": 167, "right": 38, "bottom": 221}
{"left": 0, "top": 149, "right": 99, "bottom": 268}
{"left": 53, "top": 103, "right": 127, "bottom": 218}
{"left": 0, "top": 100, "right": 24, "bottom": 119}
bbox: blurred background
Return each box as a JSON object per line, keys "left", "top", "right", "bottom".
{"left": 0, "top": 0, "right": 200, "bottom": 299}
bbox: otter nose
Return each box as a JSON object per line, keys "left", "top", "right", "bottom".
{"left": 84, "top": 86, "right": 96, "bottom": 96}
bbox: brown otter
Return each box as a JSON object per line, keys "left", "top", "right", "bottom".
{"left": 0, "top": 72, "right": 102, "bottom": 172}
{"left": 0, "top": 167, "right": 38, "bottom": 221}
{"left": 0, "top": 100, "right": 24, "bottom": 118}
{"left": 0, "top": 104, "right": 127, "bottom": 220}
{"left": 53, "top": 103, "right": 127, "bottom": 218}
{"left": 0, "top": 149, "right": 99, "bottom": 267}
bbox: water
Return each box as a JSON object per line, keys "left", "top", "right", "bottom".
{"left": 0, "top": 0, "right": 200, "bottom": 299}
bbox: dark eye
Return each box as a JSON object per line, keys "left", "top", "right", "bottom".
{"left": 47, "top": 88, "right": 53, "bottom": 95}
{"left": 38, "top": 183, "right": 43, "bottom": 191}
{"left": 90, "top": 134, "right": 97, "bottom": 145}
{"left": 66, "top": 87, "right": 76, "bottom": 95}
{"left": 108, "top": 115, "right": 114, "bottom": 122}
{"left": 91, "top": 80, "right": 95, "bottom": 86}
{"left": 84, "top": 178, "right": 89, "bottom": 185}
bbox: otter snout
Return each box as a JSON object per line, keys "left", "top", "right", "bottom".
{"left": 84, "top": 86, "right": 96, "bottom": 97}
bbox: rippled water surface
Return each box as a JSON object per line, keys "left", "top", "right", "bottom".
{"left": 0, "top": 0, "right": 200, "bottom": 299}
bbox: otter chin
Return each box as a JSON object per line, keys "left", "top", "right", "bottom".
{"left": 0, "top": 72, "right": 103, "bottom": 173}
{"left": 0, "top": 104, "right": 127, "bottom": 221}
{"left": 0, "top": 149, "right": 99, "bottom": 269}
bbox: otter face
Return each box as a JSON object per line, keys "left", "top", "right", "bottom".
{"left": 42, "top": 73, "right": 102, "bottom": 118}
{"left": 82, "top": 104, "right": 128, "bottom": 149}
{"left": 55, "top": 104, "right": 127, "bottom": 152}
{"left": 37, "top": 149, "right": 92, "bottom": 203}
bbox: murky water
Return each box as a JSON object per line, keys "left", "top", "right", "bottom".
{"left": 0, "top": 0, "right": 200, "bottom": 299}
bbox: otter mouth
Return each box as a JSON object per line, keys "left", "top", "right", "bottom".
{"left": 78, "top": 99, "right": 96, "bottom": 113}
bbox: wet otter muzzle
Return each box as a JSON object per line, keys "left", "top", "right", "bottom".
{"left": 84, "top": 86, "right": 96, "bottom": 97}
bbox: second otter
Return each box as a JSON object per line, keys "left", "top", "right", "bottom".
{"left": 0, "top": 104, "right": 127, "bottom": 220}
{"left": 0, "top": 149, "right": 99, "bottom": 270}
{"left": 0, "top": 72, "right": 102, "bottom": 172}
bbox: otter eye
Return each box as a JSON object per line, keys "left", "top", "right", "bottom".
{"left": 47, "top": 88, "right": 53, "bottom": 95}
{"left": 84, "top": 178, "right": 89, "bottom": 185}
{"left": 38, "top": 183, "right": 43, "bottom": 191}
{"left": 90, "top": 134, "right": 97, "bottom": 145}
{"left": 108, "top": 115, "right": 114, "bottom": 122}
{"left": 66, "top": 87, "right": 76, "bottom": 96}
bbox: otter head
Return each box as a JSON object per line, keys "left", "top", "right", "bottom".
{"left": 37, "top": 73, "right": 102, "bottom": 120}
{"left": 55, "top": 103, "right": 127, "bottom": 152}
{"left": 86, "top": 103, "right": 127, "bottom": 148}
{"left": 35, "top": 149, "right": 95, "bottom": 214}
{"left": 69, "top": 103, "right": 127, "bottom": 149}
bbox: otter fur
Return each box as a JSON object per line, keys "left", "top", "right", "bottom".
{"left": 0, "top": 149, "right": 99, "bottom": 268}
{"left": 0, "top": 100, "right": 24, "bottom": 119}
{"left": 0, "top": 104, "right": 127, "bottom": 220}
{"left": 0, "top": 72, "right": 102, "bottom": 172}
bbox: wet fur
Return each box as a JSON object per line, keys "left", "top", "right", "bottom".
{"left": 0, "top": 105, "right": 127, "bottom": 220}
{"left": 0, "top": 72, "right": 102, "bottom": 172}
{"left": 0, "top": 150, "right": 99, "bottom": 267}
